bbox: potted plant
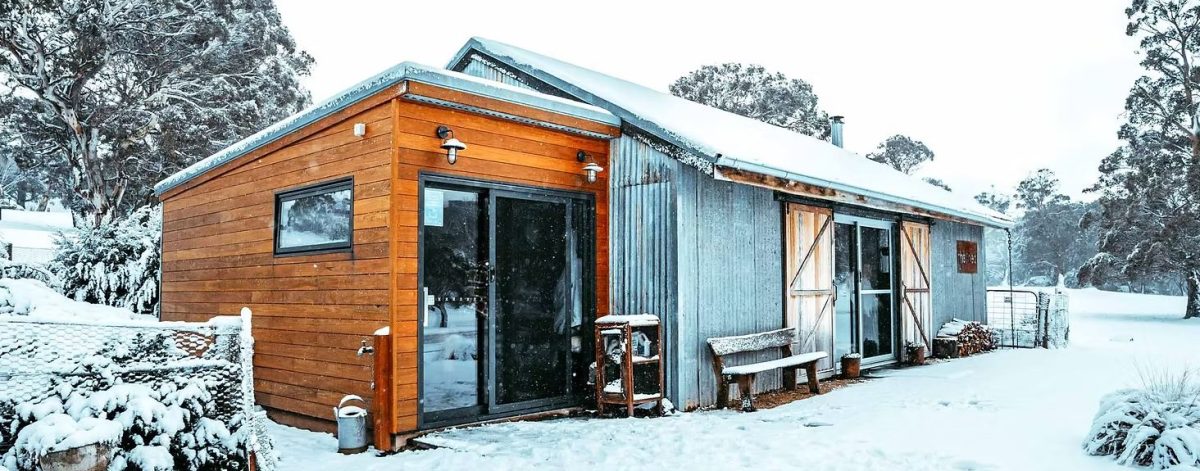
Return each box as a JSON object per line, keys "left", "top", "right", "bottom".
{"left": 840, "top": 353, "right": 861, "bottom": 379}
{"left": 906, "top": 341, "right": 926, "bottom": 365}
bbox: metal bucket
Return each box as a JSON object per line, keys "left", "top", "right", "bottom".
{"left": 334, "top": 395, "right": 368, "bottom": 454}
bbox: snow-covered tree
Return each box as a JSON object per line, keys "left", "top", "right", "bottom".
{"left": 1011, "top": 169, "right": 1095, "bottom": 285}
{"left": 922, "top": 177, "right": 951, "bottom": 192}
{"left": 1015, "top": 169, "right": 1068, "bottom": 211}
{"left": 49, "top": 205, "right": 160, "bottom": 314}
{"left": 1082, "top": 0, "right": 1200, "bottom": 316}
{"left": 974, "top": 189, "right": 1012, "bottom": 214}
{"left": 866, "top": 135, "right": 934, "bottom": 175}
{"left": 0, "top": 0, "right": 312, "bottom": 226}
{"left": 669, "top": 63, "right": 831, "bottom": 139}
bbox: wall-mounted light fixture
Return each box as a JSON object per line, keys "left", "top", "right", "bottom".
{"left": 436, "top": 125, "right": 466, "bottom": 165}
{"left": 577, "top": 150, "right": 604, "bottom": 183}
{"left": 353, "top": 122, "right": 367, "bottom": 137}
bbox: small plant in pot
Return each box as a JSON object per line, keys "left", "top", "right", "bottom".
{"left": 906, "top": 341, "right": 927, "bottom": 365}
{"left": 841, "top": 353, "right": 861, "bottom": 379}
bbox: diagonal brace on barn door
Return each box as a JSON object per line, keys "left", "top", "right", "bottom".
{"left": 797, "top": 294, "right": 833, "bottom": 351}
{"left": 900, "top": 226, "right": 932, "bottom": 351}
{"left": 789, "top": 216, "right": 832, "bottom": 290}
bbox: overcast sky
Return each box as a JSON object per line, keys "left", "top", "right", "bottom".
{"left": 275, "top": 0, "right": 1143, "bottom": 200}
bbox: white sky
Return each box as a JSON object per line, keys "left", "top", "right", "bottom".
{"left": 275, "top": 0, "right": 1142, "bottom": 200}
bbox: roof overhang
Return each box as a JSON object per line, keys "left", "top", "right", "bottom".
{"left": 449, "top": 38, "right": 1013, "bottom": 229}
{"left": 716, "top": 165, "right": 1012, "bottom": 228}
{"left": 155, "top": 62, "right": 618, "bottom": 196}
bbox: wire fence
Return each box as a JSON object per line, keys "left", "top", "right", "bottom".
{"left": 0, "top": 313, "right": 274, "bottom": 467}
{"left": 986, "top": 289, "right": 1070, "bottom": 349}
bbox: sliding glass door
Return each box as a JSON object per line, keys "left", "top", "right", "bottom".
{"left": 419, "top": 177, "right": 591, "bottom": 426}
{"left": 833, "top": 215, "right": 898, "bottom": 365}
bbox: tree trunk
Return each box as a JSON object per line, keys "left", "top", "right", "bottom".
{"left": 1186, "top": 270, "right": 1200, "bottom": 319}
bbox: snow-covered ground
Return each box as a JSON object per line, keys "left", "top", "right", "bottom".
{"left": 0, "top": 278, "right": 151, "bottom": 322}
{"left": 269, "top": 288, "right": 1199, "bottom": 470}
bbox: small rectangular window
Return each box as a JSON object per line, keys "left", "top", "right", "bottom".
{"left": 274, "top": 178, "right": 353, "bottom": 255}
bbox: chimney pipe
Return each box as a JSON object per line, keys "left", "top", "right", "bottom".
{"left": 830, "top": 116, "right": 845, "bottom": 148}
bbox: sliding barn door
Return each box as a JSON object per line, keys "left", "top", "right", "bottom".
{"left": 899, "top": 221, "right": 933, "bottom": 351}
{"left": 784, "top": 203, "right": 835, "bottom": 372}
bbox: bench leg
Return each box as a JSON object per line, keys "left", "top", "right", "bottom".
{"left": 805, "top": 362, "right": 821, "bottom": 394}
{"left": 736, "top": 375, "right": 756, "bottom": 412}
{"left": 717, "top": 375, "right": 730, "bottom": 409}
{"left": 782, "top": 367, "right": 797, "bottom": 390}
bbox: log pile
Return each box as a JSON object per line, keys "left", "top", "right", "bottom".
{"left": 933, "top": 319, "right": 996, "bottom": 358}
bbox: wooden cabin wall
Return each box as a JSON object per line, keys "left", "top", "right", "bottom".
{"left": 390, "top": 98, "right": 611, "bottom": 432}
{"left": 931, "top": 220, "right": 987, "bottom": 329}
{"left": 159, "top": 102, "right": 395, "bottom": 432}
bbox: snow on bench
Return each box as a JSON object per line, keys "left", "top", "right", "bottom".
{"left": 722, "top": 352, "right": 829, "bottom": 376}
{"left": 707, "top": 327, "right": 828, "bottom": 412}
{"left": 595, "top": 314, "right": 659, "bottom": 327}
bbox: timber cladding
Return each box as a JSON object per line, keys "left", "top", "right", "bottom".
{"left": 158, "top": 81, "right": 613, "bottom": 435}
{"left": 389, "top": 96, "right": 612, "bottom": 432}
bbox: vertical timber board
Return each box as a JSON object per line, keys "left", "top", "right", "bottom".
{"left": 159, "top": 101, "right": 395, "bottom": 429}
{"left": 900, "top": 221, "right": 933, "bottom": 350}
{"left": 391, "top": 98, "right": 612, "bottom": 433}
{"left": 784, "top": 204, "right": 835, "bottom": 372}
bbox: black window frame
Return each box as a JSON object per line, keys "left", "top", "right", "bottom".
{"left": 273, "top": 177, "right": 355, "bottom": 256}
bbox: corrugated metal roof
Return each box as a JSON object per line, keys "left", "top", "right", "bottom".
{"left": 449, "top": 37, "right": 1012, "bottom": 228}
{"left": 154, "top": 62, "right": 618, "bottom": 196}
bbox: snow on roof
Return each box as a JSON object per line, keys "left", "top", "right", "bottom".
{"left": 451, "top": 38, "right": 1012, "bottom": 228}
{"left": 154, "top": 62, "right": 618, "bottom": 196}
{"left": 0, "top": 210, "right": 74, "bottom": 249}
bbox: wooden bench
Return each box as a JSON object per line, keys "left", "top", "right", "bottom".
{"left": 707, "top": 327, "right": 829, "bottom": 411}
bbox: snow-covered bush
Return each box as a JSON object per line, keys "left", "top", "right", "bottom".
{"left": 0, "top": 261, "right": 59, "bottom": 289}
{"left": 49, "top": 205, "right": 160, "bottom": 315}
{"left": 1, "top": 378, "right": 248, "bottom": 471}
{"left": 1084, "top": 370, "right": 1200, "bottom": 469}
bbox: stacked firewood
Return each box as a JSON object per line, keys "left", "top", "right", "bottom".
{"left": 933, "top": 319, "right": 996, "bottom": 358}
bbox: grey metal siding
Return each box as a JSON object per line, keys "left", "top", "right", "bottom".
{"left": 679, "top": 172, "right": 784, "bottom": 409}
{"left": 931, "top": 220, "right": 987, "bottom": 329}
{"left": 610, "top": 135, "right": 785, "bottom": 410}
{"left": 608, "top": 136, "right": 683, "bottom": 404}
{"left": 460, "top": 57, "right": 534, "bottom": 90}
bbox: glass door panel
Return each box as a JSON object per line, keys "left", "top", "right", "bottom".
{"left": 858, "top": 225, "right": 895, "bottom": 361}
{"left": 491, "top": 194, "right": 573, "bottom": 409}
{"left": 420, "top": 186, "right": 487, "bottom": 416}
{"left": 833, "top": 223, "right": 857, "bottom": 361}
{"left": 832, "top": 217, "right": 898, "bottom": 366}
{"left": 860, "top": 294, "right": 893, "bottom": 358}
{"left": 859, "top": 226, "right": 892, "bottom": 291}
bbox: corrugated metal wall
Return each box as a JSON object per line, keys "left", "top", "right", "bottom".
{"left": 609, "top": 136, "right": 784, "bottom": 410}
{"left": 608, "top": 136, "right": 682, "bottom": 403}
{"left": 931, "top": 220, "right": 987, "bottom": 329}
{"left": 460, "top": 57, "right": 533, "bottom": 90}
{"left": 676, "top": 164, "right": 784, "bottom": 409}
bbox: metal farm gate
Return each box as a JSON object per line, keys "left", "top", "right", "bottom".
{"left": 986, "top": 289, "right": 1070, "bottom": 349}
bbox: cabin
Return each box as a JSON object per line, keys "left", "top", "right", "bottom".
{"left": 156, "top": 38, "right": 1010, "bottom": 449}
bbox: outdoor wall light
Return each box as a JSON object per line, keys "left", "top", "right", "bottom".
{"left": 436, "top": 125, "right": 466, "bottom": 165}
{"left": 577, "top": 151, "right": 604, "bottom": 183}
